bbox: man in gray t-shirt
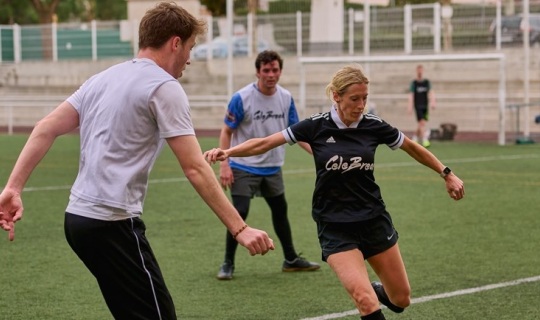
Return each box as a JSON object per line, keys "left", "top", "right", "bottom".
{"left": 216, "top": 50, "right": 320, "bottom": 280}
{"left": 0, "top": 3, "right": 273, "bottom": 319}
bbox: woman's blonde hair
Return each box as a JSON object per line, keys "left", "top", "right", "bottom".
{"left": 325, "top": 64, "right": 369, "bottom": 102}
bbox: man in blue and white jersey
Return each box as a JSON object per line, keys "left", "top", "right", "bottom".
{"left": 216, "top": 50, "right": 319, "bottom": 280}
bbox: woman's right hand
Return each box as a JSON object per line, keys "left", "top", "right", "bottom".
{"left": 203, "top": 148, "right": 228, "bottom": 164}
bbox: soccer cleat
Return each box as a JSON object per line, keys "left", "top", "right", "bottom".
{"left": 282, "top": 256, "right": 320, "bottom": 272}
{"left": 216, "top": 261, "right": 234, "bottom": 280}
{"left": 371, "top": 281, "right": 404, "bottom": 313}
{"left": 422, "top": 139, "right": 431, "bottom": 148}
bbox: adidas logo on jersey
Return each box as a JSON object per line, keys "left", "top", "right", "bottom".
{"left": 326, "top": 136, "right": 336, "bottom": 143}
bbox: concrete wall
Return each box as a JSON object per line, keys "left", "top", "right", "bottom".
{"left": 1, "top": 47, "right": 539, "bottom": 139}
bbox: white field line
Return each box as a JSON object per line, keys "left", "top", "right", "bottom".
{"left": 299, "top": 275, "right": 540, "bottom": 320}
{"left": 20, "top": 153, "right": 540, "bottom": 193}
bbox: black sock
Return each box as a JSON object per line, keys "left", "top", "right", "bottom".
{"left": 265, "top": 194, "right": 297, "bottom": 261}
{"left": 361, "top": 309, "right": 385, "bottom": 320}
{"left": 372, "top": 282, "right": 405, "bottom": 313}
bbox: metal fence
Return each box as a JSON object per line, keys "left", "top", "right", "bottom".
{"left": 1, "top": 3, "right": 538, "bottom": 63}
{"left": 0, "top": 20, "right": 135, "bottom": 62}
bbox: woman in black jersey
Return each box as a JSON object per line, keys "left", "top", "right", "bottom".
{"left": 204, "top": 65, "right": 464, "bottom": 320}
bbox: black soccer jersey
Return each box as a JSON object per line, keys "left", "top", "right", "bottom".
{"left": 283, "top": 106, "right": 404, "bottom": 223}
{"left": 410, "top": 79, "right": 431, "bottom": 107}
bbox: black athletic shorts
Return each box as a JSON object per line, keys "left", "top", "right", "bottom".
{"left": 317, "top": 211, "right": 398, "bottom": 261}
{"left": 414, "top": 104, "right": 429, "bottom": 121}
{"left": 64, "top": 213, "right": 177, "bottom": 320}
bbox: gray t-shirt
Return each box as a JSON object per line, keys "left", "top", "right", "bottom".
{"left": 66, "top": 58, "right": 194, "bottom": 220}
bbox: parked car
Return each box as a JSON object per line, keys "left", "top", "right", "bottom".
{"left": 192, "top": 36, "right": 269, "bottom": 60}
{"left": 523, "top": 14, "right": 540, "bottom": 44}
{"left": 489, "top": 14, "right": 540, "bottom": 45}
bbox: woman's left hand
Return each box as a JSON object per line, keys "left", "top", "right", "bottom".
{"left": 444, "top": 174, "right": 464, "bottom": 200}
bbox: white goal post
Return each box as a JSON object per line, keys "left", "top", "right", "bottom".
{"left": 298, "top": 53, "right": 507, "bottom": 145}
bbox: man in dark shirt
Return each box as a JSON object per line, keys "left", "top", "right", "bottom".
{"left": 408, "top": 64, "right": 436, "bottom": 148}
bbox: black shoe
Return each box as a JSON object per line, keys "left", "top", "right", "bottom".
{"left": 217, "top": 261, "right": 234, "bottom": 280}
{"left": 282, "top": 256, "right": 320, "bottom": 272}
{"left": 371, "top": 281, "right": 404, "bottom": 313}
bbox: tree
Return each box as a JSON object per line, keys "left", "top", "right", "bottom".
{"left": 78, "top": 0, "right": 127, "bottom": 21}
{"left": 0, "top": 0, "right": 127, "bottom": 24}
{"left": 201, "top": 0, "right": 227, "bottom": 16}
{"left": 28, "top": 0, "right": 60, "bottom": 60}
{"left": 56, "top": 0, "right": 89, "bottom": 22}
{"left": 0, "top": 0, "right": 37, "bottom": 24}
{"left": 30, "top": 0, "right": 61, "bottom": 24}
{"left": 94, "top": 0, "right": 127, "bottom": 20}
{"left": 201, "top": 0, "right": 260, "bottom": 17}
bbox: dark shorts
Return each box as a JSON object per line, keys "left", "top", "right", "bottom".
{"left": 230, "top": 168, "right": 284, "bottom": 198}
{"left": 317, "top": 212, "right": 398, "bottom": 261}
{"left": 414, "top": 104, "right": 429, "bottom": 121}
{"left": 64, "top": 213, "right": 177, "bottom": 320}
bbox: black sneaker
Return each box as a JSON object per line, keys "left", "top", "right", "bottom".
{"left": 216, "top": 261, "right": 234, "bottom": 280}
{"left": 282, "top": 256, "right": 320, "bottom": 272}
{"left": 371, "top": 281, "right": 404, "bottom": 313}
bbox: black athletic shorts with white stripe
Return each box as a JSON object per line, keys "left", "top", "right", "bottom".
{"left": 64, "top": 212, "right": 176, "bottom": 320}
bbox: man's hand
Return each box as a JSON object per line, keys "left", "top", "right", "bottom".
{"left": 0, "top": 189, "right": 24, "bottom": 241}
{"left": 234, "top": 226, "right": 275, "bottom": 256}
{"left": 219, "top": 162, "right": 234, "bottom": 191}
